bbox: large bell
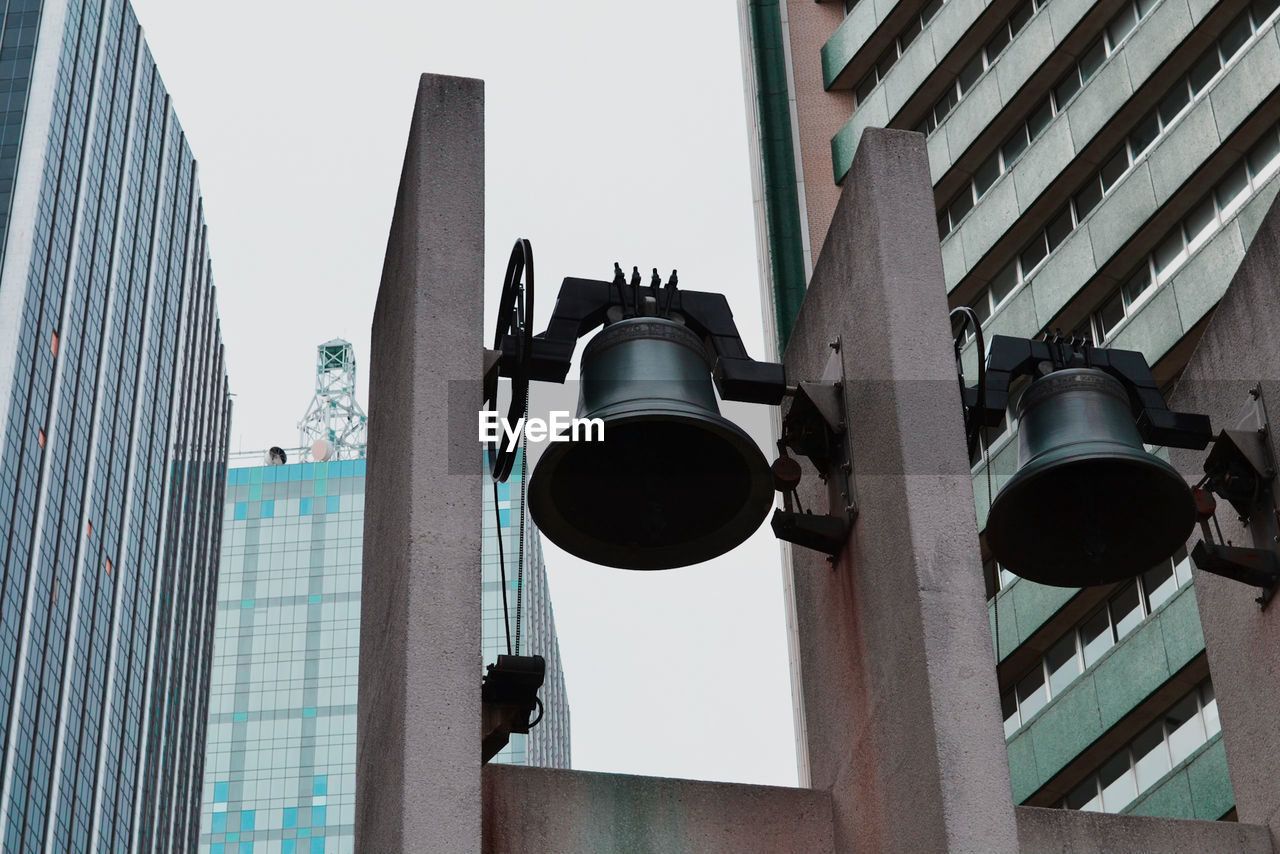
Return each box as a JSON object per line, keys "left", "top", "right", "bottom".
{"left": 986, "top": 368, "right": 1195, "bottom": 587}
{"left": 527, "top": 317, "right": 774, "bottom": 570}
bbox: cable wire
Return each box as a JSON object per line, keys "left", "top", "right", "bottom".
{"left": 491, "top": 472, "right": 512, "bottom": 657}
{"left": 515, "top": 387, "right": 529, "bottom": 655}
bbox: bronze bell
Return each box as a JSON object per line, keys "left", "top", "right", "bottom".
{"left": 527, "top": 316, "right": 774, "bottom": 570}
{"left": 986, "top": 368, "right": 1195, "bottom": 587}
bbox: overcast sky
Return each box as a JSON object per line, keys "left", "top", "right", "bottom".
{"left": 128, "top": 0, "right": 799, "bottom": 786}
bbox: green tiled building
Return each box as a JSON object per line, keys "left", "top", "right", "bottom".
{"left": 737, "top": 0, "right": 1278, "bottom": 819}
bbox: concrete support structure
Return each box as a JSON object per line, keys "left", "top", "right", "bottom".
{"left": 1168, "top": 192, "right": 1280, "bottom": 850}
{"left": 358, "top": 75, "right": 1280, "bottom": 854}
{"left": 782, "top": 127, "right": 1020, "bottom": 854}
{"left": 355, "top": 74, "right": 485, "bottom": 854}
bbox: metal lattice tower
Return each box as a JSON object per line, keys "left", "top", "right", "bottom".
{"left": 298, "top": 338, "right": 368, "bottom": 460}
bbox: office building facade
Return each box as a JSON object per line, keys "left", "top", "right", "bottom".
{"left": 200, "top": 447, "right": 570, "bottom": 853}
{"left": 201, "top": 459, "right": 364, "bottom": 854}
{"left": 0, "top": 0, "right": 231, "bottom": 851}
{"left": 739, "top": 0, "right": 1276, "bottom": 819}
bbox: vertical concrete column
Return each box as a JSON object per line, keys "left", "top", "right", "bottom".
{"left": 1167, "top": 195, "right": 1280, "bottom": 848}
{"left": 783, "top": 128, "right": 1018, "bottom": 854}
{"left": 356, "top": 74, "right": 485, "bottom": 854}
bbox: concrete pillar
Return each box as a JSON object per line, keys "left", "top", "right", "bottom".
{"left": 1167, "top": 193, "right": 1280, "bottom": 849}
{"left": 355, "top": 73, "right": 485, "bottom": 854}
{"left": 782, "top": 128, "right": 1019, "bottom": 854}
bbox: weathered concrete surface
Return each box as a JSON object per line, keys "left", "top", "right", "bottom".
{"left": 355, "top": 73, "right": 485, "bottom": 854}
{"left": 782, "top": 127, "right": 1019, "bottom": 854}
{"left": 1015, "top": 806, "right": 1273, "bottom": 854}
{"left": 483, "top": 765, "right": 835, "bottom": 854}
{"left": 1168, "top": 190, "right": 1280, "bottom": 852}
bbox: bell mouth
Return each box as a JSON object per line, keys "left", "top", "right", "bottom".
{"left": 986, "top": 450, "right": 1196, "bottom": 588}
{"left": 527, "top": 412, "right": 774, "bottom": 570}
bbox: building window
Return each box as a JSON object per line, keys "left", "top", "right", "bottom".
{"left": 1082, "top": 121, "right": 1280, "bottom": 343}
{"left": 999, "top": 548, "right": 1191, "bottom": 737}
{"left": 956, "top": 8, "right": 1280, "bottom": 336}
{"left": 918, "top": 0, "right": 1051, "bottom": 136}
{"left": 853, "top": 0, "right": 947, "bottom": 110}
{"left": 936, "top": 0, "right": 1164, "bottom": 241}
{"left": 1060, "top": 680, "right": 1220, "bottom": 813}
{"left": 984, "top": 556, "right": 1020, "bottom": 599}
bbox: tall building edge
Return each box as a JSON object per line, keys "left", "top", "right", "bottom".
{"left": 739, "top": 0, "right": 811, "bottom": 355}
{"left": 741, "top": 0, "right": 1280, "bottom": 822}
{"left": 739, "top": 0, "right": 818, "bottom": 789}
{"left": 0, "top": 0, "right": 231, "bottom": 851}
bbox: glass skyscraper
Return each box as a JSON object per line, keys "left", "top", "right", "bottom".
{"left": 200, "top": 448, "right": 570, "bottom": 853}
{"left": 202, "top": 459, "right": 364, "bottom": 854}
{"left": 0, "top": 0, "right": 231, "bottom": 851}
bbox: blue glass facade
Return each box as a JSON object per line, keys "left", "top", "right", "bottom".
{"left": 0, "top": 0, "right": 230, "bottom": 851}
{"left": 199, "top": 452, "right": 571, "bottom": 853}
{"left": 201, "top": 461, "right": 364, "bottom": 854}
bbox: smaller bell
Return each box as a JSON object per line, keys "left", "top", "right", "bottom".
{"left": 528, "top": 317, "right": 774, "bottom": 570}
{"left": 986, "top": 368, "right": 1195, "bottom": 588}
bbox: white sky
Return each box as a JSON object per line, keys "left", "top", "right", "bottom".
{"left": 129, "top": 0, "right": 799, "bottom": 787}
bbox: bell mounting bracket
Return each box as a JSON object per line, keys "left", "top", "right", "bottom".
{"left": 1190, "top": 385, "right": 1280, "bottom": 609}
{"left": 492, "top": 250, "right": 787, "bottom": 406}
{"left": 962, "top": 333, "right": 1213, "bottom": 459}
{"left": 481, "top": 654, "right": 546, "bottom": 764}
{"left": 770, "top": 339, "right": 855, "bottom": 559}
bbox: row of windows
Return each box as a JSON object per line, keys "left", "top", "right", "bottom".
{"left": 1061, "top": 680, "right": 1219, "bottom": 812}
{"left": 227, "top": 479, "right": 365, "bottom": 505}
{"left": 227, "top": 463, "right": 365, "bottom": 486}
{"left": 938, "top": 0, "right": 1160, "bottom": 241}
{"left": 958, "top": 0, "right": 1277, "bottom": 333}
{"left": 230, "top": 495, "right": 360, "bottom": 520}
{"left": 852, "top": 0, "right": 946, "bottom": 109}
{"left": 207, "top": 835, "right": 339, "bottom": 854}
{"left": 1000, "top": 548, "right": 1192, "bottom": 737}
{"left": 917, "top": 0, "right": 1051, "bottom": 136}
{"left": 1079, "top": 120, "right": 1280, "bottom": 342}
{"left": 209, "top": 803, "right": 333, "bottom": 834}
{"left": 205, "top": 729, "right": 356, "bottom": 748}
{"left": 209, "top": 774, "right": 344, "bottom": 805}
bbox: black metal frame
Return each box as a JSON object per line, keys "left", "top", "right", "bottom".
{"left": 481, "top": 654, "right": 546, "bottom": 764}
{"left": 962, "top": 333, "right": 1213, "bottom": 457}
{"left": 771, "top": 339, "right": 855, "bottom": 558}
{"left": 1190, "top": 386, "right": 1280, "bottom": 608}
{"left": 496, "top": 271, "right": 788, "bottom": 406}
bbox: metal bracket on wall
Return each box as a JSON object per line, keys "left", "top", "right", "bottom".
{"left": 1191, "top": 384, "right": 1280, "bottom": 609}
{"left": 481, "top": 654, "right": 546, "bottom": 763}
{"left": 770, "top": 338, "right": 856, "bottom": 561}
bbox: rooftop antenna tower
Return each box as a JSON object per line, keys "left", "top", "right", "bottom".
{"left": 298, "top": 338, "right": 368, "bottom": 461}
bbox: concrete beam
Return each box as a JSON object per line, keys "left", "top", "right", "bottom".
{"left": 355, "top": 73, "right": 485, "bottom": 854}
{"left": 782, "top": 127, "right": 1020, "bottom": 854}
{"left": 483, "top": 765, "right": 835, "bottom": 853}
{"left": 1015, "top": 806, "right": 1273, "bottom": 854}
